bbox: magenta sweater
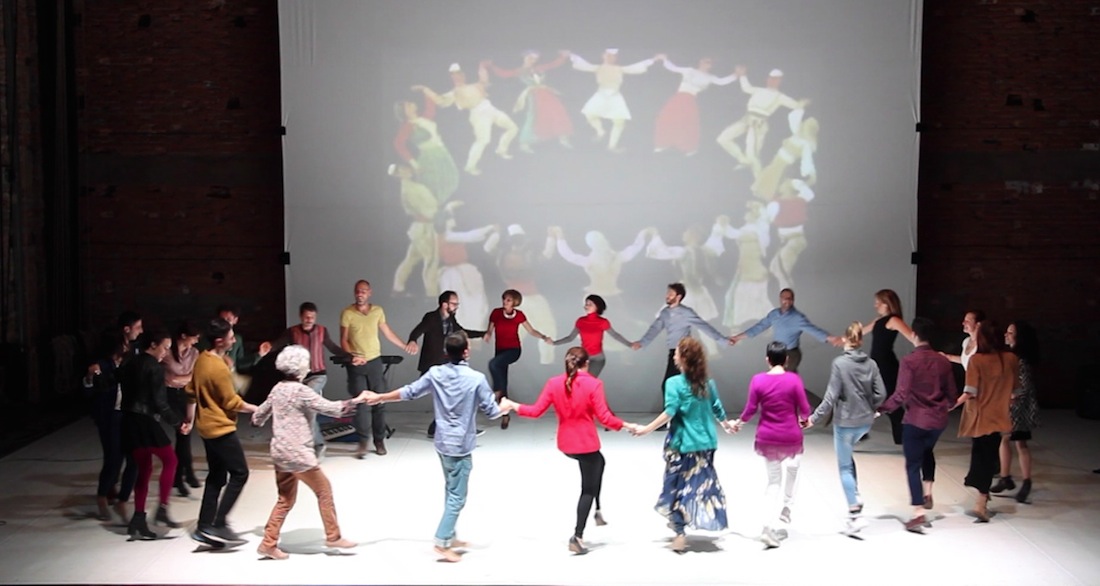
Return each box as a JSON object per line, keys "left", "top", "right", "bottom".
{"left": 739, "top": 371, "right": 812, "bottom": 446}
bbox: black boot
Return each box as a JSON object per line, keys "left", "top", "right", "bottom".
{"left": 155, "top": 505, "right": 180, "bottom": 528}
{"left": 174, "top": 479, "right": 190, "bottom": 497}
{"left": 1015, "top": 479, "right": 1032, "bottom": 503}
{"left": 127, "top": 512, "right": 156, "bottom": 540}
{"left": 990, "top": 475, "right": 1015, "bottom": 493}
{"left": 185, "top": 468, "right": 201, "bottom": 489}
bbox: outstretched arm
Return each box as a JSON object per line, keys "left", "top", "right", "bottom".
{"left": 554, "top": 234, "right": 589, "bottom": 267}
{"left": 606, "top": 326, "right": 633, "bottom": 348}
{"left": 522, "top": 320, "right": 551, "bottom": 342}
{"left": 552, "top": 327, "right": 580, "bottom": 346}
{"left": 617, "top": 229, "right": 649, "bottom": 263}
{"left": 569, "top": 53, "right": 597, "bottom": 72}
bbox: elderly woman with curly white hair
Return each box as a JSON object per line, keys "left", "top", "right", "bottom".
{"left": 251, "top": 345, "right": 369, "bottom": 560}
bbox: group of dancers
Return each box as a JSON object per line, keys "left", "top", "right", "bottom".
{"left": 82, "top": 282, "right": 1039, "bottom": 561}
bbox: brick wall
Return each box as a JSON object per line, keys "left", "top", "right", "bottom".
{"left": 74, "top": 0, "right": 285, "bottom": 344}
{"left": 919, "top": 0, "right": 1100, "bottom": 406}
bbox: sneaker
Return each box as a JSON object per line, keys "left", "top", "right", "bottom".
{"left": 475, "top": 428, "right": 486, "bottom": 437}
{"left": 904, "top": 515, "right": 927, "bottom": 533}
{"left": 191, "top": 526, "right": 225, "bottom": 548}
{"left": 206, "top": 524, "right": 247, "bottom": 547}
{"left": 759, "top": 528, "right": 780, "bottom": 549}
{"left": 779, "top": 506, "right": 792, "bottom": 524}
{"left": 844, "top": 516, "right": 868, "bottom": 535}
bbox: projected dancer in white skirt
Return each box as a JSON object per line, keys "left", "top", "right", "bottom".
{"left": 436, "top": 201, "right": 495, "bottom": 329}
{"left": 415, "top": 63, "right": 518, "bottom": 176}
{"left": 717, "top": 67, "right": 808, "bottom": 172}
{"left": 570, "top": 49, "right": 660, "bottom": 153}
{"left": 389, "top": 163, "right": 439, "bottom": 298}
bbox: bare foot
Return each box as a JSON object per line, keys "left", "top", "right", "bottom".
{"left": 325, "top": 538, "right": 358, "bottom": 549}
{"left": 434, "top": 545, "right": 462, "bottom": 562}
{"left": 450, "top": 538, "right": 469, "bottom": 549}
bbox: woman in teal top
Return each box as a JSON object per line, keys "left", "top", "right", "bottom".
{"left": 635, "top": 337, "right": 731, "bottom": 553}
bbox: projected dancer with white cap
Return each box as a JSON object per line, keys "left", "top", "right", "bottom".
{"left": 389, "top": 163, "right": 439, "bottom": 298}
{"left": 717, "top": 67, "right": 808, "bottom": 171}
{"left": 570, "top": 49, "right": 660, "bottom": 153}
{"left": 415, "top": 63, "right": 518, "bottom": 176}
{"left": 436, "top": 201, "right": 496, "bottom": 329}
{"left": 653, "top": 55, "right": 738, "bottom": 155}
{"left": 490, "top": 224, "right": 558, "bottom": 366}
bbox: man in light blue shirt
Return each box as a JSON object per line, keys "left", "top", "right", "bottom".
{"left": 365, "top": 331, "right": 508, "bottom": 562}
{"left": 732, "top": 288, "right": 841, "bottom": 372}
{"left": 633, "top": 283, "right": 734, "bottom": 403}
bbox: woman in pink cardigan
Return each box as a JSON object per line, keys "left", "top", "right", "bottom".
{"left": 502, "top": 347, "right": 637, "bottom": 555}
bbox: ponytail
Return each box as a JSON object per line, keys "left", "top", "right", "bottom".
{"left": 562, "top": 346, "right": 589, "bottom": 397}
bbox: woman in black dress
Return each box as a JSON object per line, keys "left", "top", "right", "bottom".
{"left": 863, "top": 289, "right": 914, "bottom": 444}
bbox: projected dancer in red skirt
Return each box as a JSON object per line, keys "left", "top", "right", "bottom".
{"left": 484, "top": 288, "right": 551, "bottom": 430}
{"left": 653, "top": 56, "right": 738, "bottom": 156}
{"left": 486, "top": 50, "right": 574, "bottom": 153}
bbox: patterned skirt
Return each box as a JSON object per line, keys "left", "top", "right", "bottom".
{"left": 654, "top": 436, "right": 728, "bottom": 532}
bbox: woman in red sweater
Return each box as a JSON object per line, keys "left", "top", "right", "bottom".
{"left": 485, "top": 289, "right": 550, "bottom": 429}
{"left": 502, "top": 347, "right": 636, "bottom": 554}
{"left": 551, "top": 294, "right": 633, "bottom": 378}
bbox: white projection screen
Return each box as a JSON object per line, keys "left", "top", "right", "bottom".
{"left": 278, "top": 0, "right": 921, "bottom": 412}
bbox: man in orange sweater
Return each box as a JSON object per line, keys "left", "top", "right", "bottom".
{"left": 186, "top": 317, "right": 258, "bottom": 548}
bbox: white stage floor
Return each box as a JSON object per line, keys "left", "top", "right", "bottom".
{"left": 0, "top": 409, "right": 1098, "bottom": 585}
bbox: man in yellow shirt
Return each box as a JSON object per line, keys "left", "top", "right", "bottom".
{"left": 341, "top": 280, "right": 412, "bottom": 457}
{"left": 186, "top": 317, "right": 258, "bottom": 549}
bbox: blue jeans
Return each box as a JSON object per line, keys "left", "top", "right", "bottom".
{"left": 488, "top": 348, "right": 521, "bottom": 396}
{"left": 833, "top": 424, "right": 872, "bottom": 508}
{"left": 902, "top": 424, "right": 943, "bottom": 506}
{"left": 435, "top": 453, "right": 472, "bottom": 547}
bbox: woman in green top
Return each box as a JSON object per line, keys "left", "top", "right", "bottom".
{"left": 634, "top": 337, "right": 732, "bottom": 553}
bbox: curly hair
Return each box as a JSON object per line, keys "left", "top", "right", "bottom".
{"left": 275, "top": 345, "right": 311, "bottom": 381}
{"left": 676, "top": 337, "right": 709, "bottom": 398}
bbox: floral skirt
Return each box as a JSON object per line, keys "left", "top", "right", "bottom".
{"left": 654, "top": 437, "right": 728, "bottom": 532}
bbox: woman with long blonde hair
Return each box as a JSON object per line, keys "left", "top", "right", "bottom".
{"left": 633, "top": 337, "right": 730, "bottom": 553}
{"left": 503, "top": 347, "right": 633, "bottom": 554}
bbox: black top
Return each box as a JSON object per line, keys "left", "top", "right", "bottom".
{"left": 870, "top": 314, "right": 900, "bottom": 390}
{"left": 407, "top": 310, "right": 486, "bottom": 373}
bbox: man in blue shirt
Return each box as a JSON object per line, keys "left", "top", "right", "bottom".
{"left": 364, "top": 331, "right": 508, "bottom": 563}
{"left": 633, "top": 283, "right": 734, "bottom": 405}
{"left": 731, "top": 288, "right": 841, "bottom": 372}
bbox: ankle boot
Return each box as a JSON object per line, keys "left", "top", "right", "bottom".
{"left": 174, "top": 479, "right": 190, "bottom": 497}
{"left": 127, "top": 512, "right": 156, "bottom": 540}
{"left": 155, "top": 505, "right": 180, "bottom": 528}
{"left": 1015, "top": 478, "right": 1032, "bottom": 503}
{"left": 990, "top": 475, "right": 1015, "bottom": 493}
{"left": 185, "top": 469, "right": 201, "bottom": 489}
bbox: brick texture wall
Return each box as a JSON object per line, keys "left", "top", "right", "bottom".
{"left": 919, "top": 0, "right": 1100, "bottom": 406}
{"left": 74, "top": 0, "right": 285, "bottom": 345}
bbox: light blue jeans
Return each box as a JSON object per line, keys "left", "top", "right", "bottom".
{"left": 435, "top": 453, "right": 472, "bottom": 547}
{"left": 833, "top": 424, "right": 872, "bottom": 508}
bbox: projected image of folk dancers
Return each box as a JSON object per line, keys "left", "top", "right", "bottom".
{"left": 485, "top": 50, "right": 574, "bottom": 153}
{"left": 394, "top": 92, "right": 460, "bottom": 203}
{"left": 653, "top": 56, "right": 738, "bottom": 156}
{"left": 717, "top": 68, "right": 809, "bottom": 171}
{"left": 570, "top": 49, "right": 660, "bottom": 153}
{"left": 436, "top": 201, "right": 495, "bottom": 329}
{"left": 767, "top": 179, "right": 815, "bottom": 291}
{"left": 549, "top": 226, "right": 647, "bottom": 311}
{"left": 490, "top": 224, "right": 558, "bottom": 365}
{"left": 389, "top": 163, "right": 439, "bottom": 298}
{"left": 752, "top": 111, "right": 819, "bottom": 201}
{"left": 713, "top": 203, "right": 776, "bottom": 329}
{"left": 414, "top": 63, "right": 518, "bottom": 176}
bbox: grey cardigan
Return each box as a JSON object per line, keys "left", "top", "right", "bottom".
{"left": 810, "top": 349, "right": 886, "bottom": 427}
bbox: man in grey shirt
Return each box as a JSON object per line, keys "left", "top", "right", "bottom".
{"left": 365, "top": 331, "right": 508, "bottom": 563}
{"left": 633, "top": 283, "right": 734, "bottom": 408}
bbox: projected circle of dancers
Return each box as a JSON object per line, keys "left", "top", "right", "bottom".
{"left": 388, "top": 49, "right": 817, "bottom": 363}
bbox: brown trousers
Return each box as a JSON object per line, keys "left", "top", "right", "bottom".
{"left": 261, "top": 466, "right": 341, "bottom": 548}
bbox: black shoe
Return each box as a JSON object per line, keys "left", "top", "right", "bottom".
{"left": 1015, "top": 479, "right": 1032, "bottom": 503}
{"left": 174, "top": 480, "right": 190, "bottom": 498}
{"left": 127, "top": 512, "right": 156, "bottom": 541}
{"left": 500, "top": 415, "right": 510, "bottom": 430}
{"left": 427, "top": 422, "right": 436, "bottom": 438}
{"left": 206, "top": 524, "right": 247, "bottom": 547}
{"left": 990, "top": 476, "right": 1015, "bottom": 494}
{"left": 155, "top": 505, "right": 180, "bottom": 528}
{"left": 385, "top": 426, "right": 396, "bottom": 439}
{"left": 185, "top": 473, "right": 201, "bottom": 489}
{"left": 475, "top": 428, "right": 486, "bottom": 437}
{"left": 568, "top": 535, "right": 588, "bottom": 555}
{"left": 191, "top": 525, "right": 225, "bottom": 548}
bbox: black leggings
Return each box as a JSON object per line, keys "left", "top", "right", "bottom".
{"left": 965, "top": 432, "right": 1002, "bottom": 495}
{"left": 567, "top": 451, "right": 605, "bottom": 538}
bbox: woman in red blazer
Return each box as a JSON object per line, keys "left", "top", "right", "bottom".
{"left": 502, "top": 347, "right": 637, "bottom": 555}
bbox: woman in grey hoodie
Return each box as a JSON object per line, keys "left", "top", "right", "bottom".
{"left": 804, "top": 322, "right": 885, "bottom": 534}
